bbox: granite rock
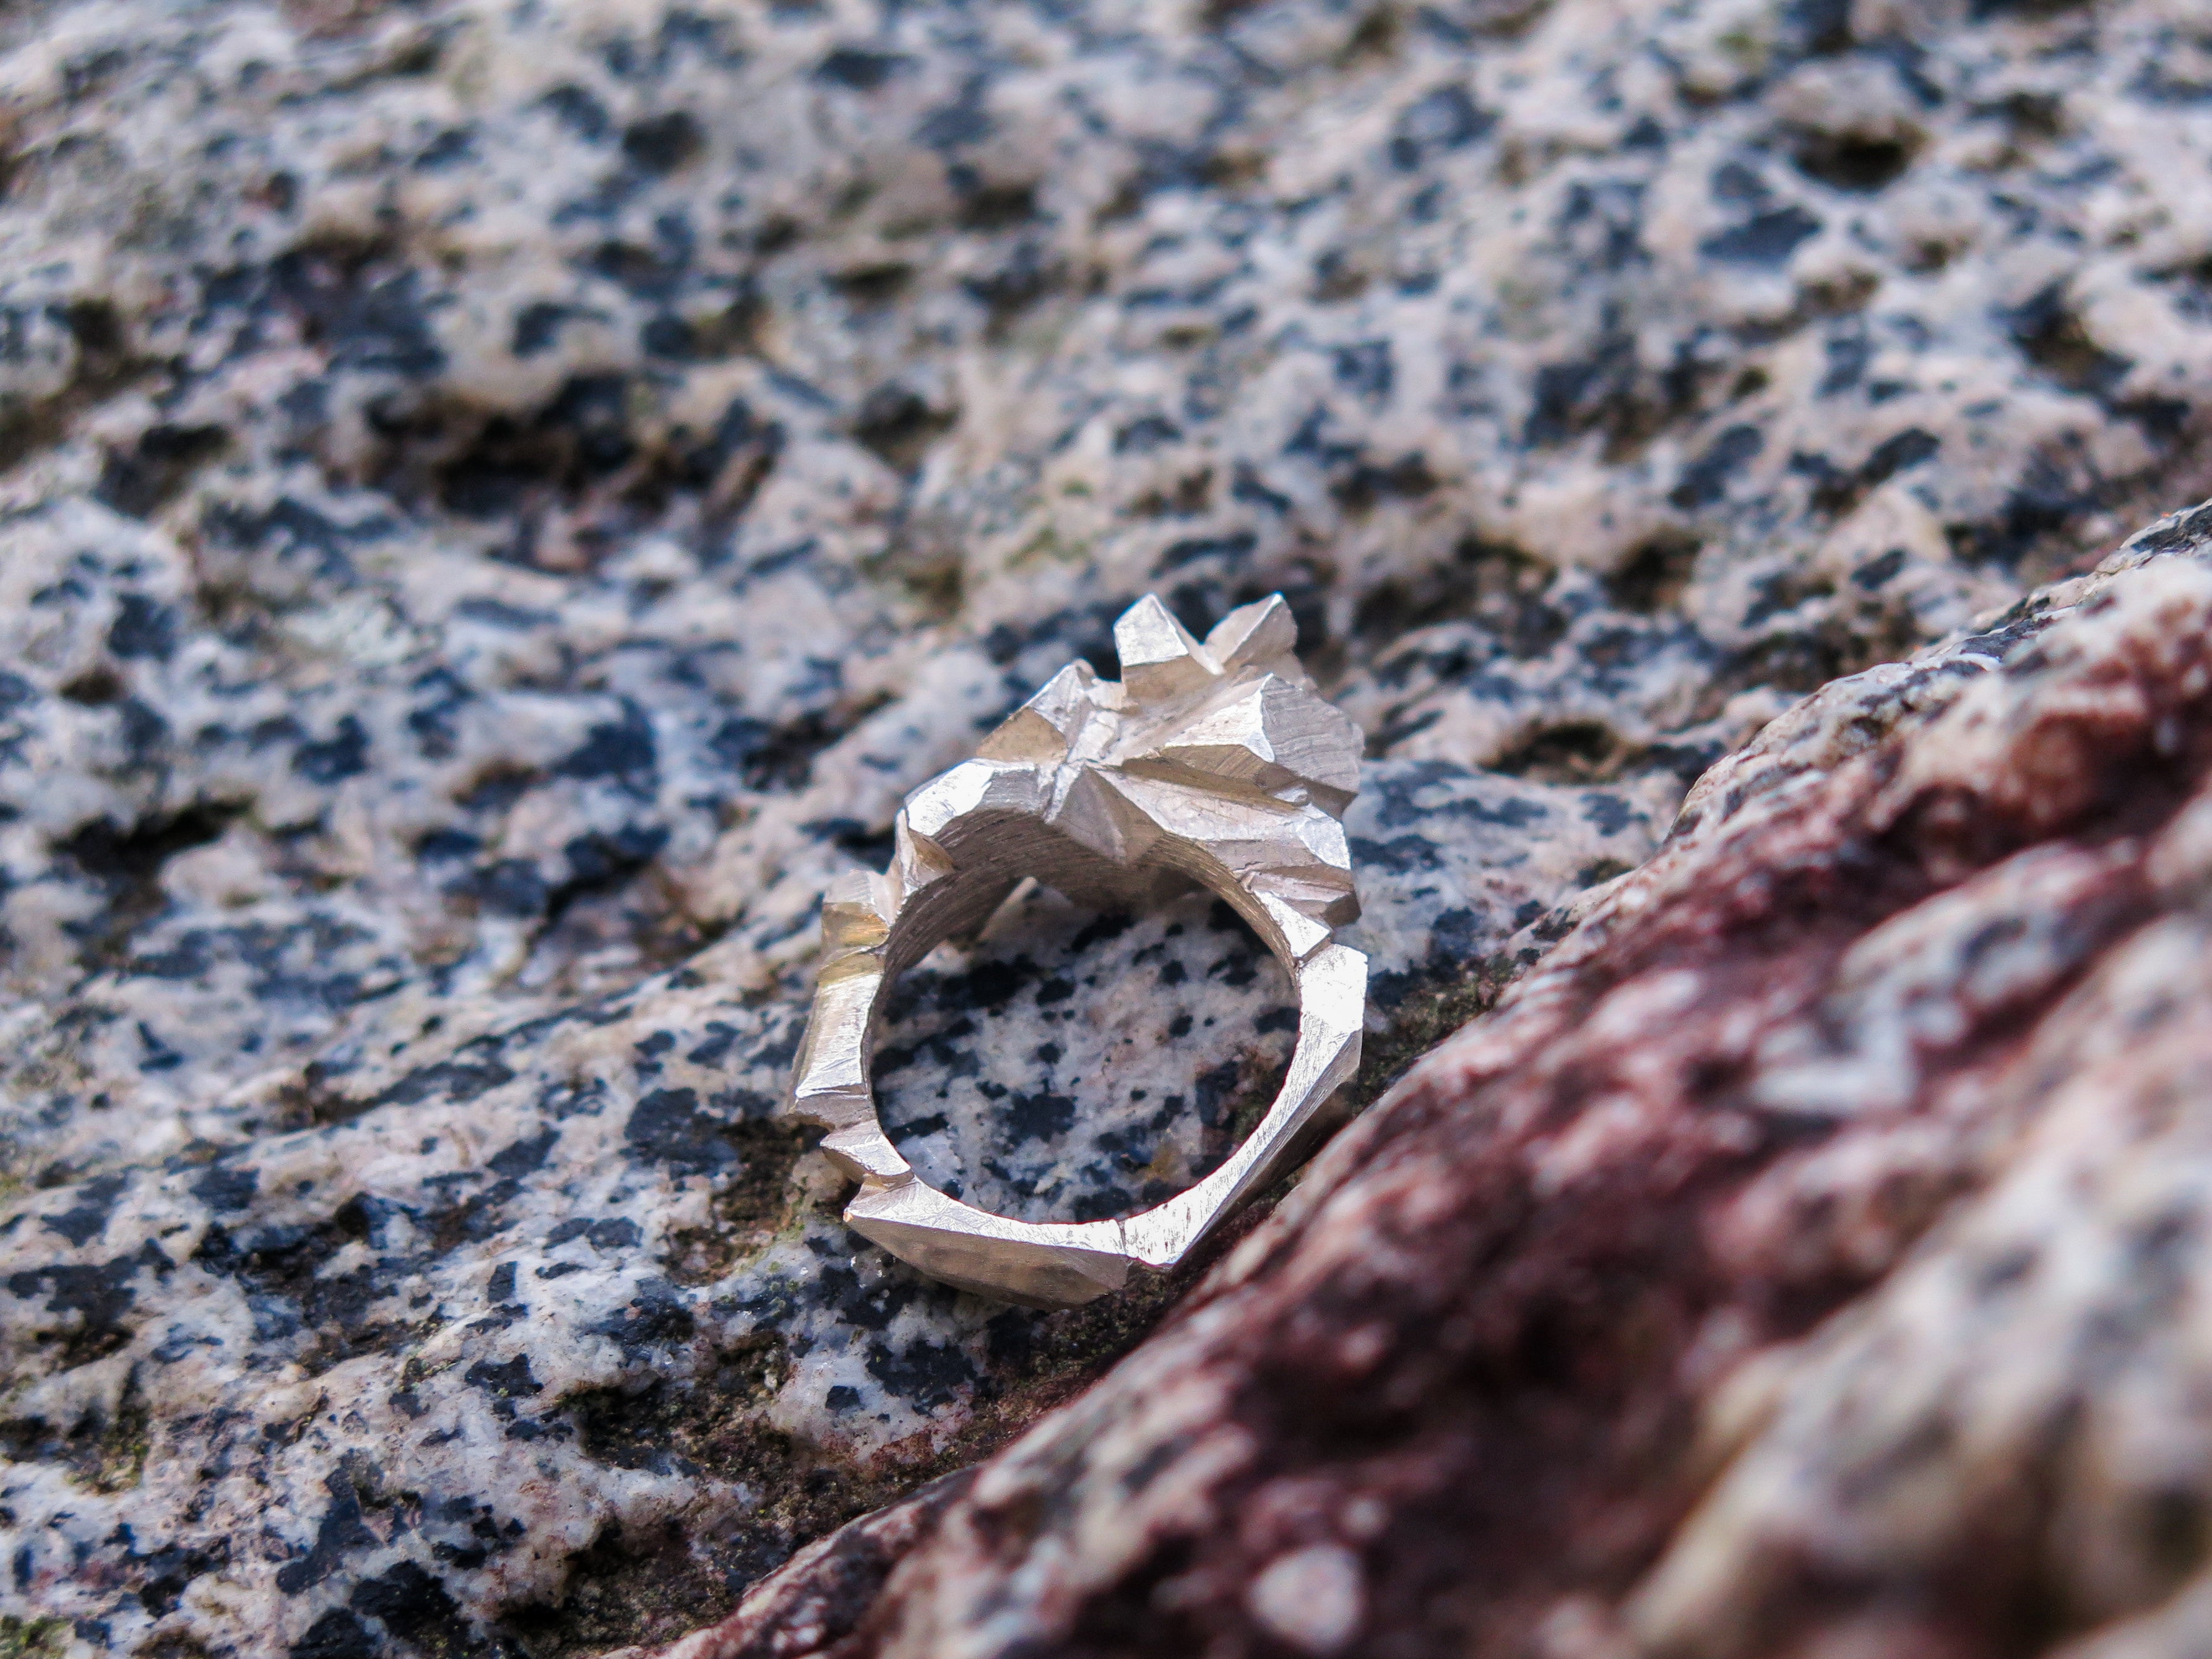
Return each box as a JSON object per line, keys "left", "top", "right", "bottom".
{"left": 662, "top": 511, "right": 2212, "bottom": 1659}
{"left": 1, "top": 0, "right": 2210, "bottom": 1653}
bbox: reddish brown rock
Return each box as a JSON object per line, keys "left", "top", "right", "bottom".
{"left": 647, "top": 509, "right": 2212, "bottom": 1659}
{"left": 633, "top": 1470, "right": 977, "bottom": 1659}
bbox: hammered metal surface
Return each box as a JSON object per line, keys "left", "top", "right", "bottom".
{"left": 790, "top": 594, "right": 1366, "bottom": 1307}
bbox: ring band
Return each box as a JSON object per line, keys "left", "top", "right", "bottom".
{"left": 787, "top": 593, "right": 1367, "bottom": 1309}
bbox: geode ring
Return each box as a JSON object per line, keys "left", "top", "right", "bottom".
{"left": 787, "top": 593, "right": 1367, "bottom": 1309}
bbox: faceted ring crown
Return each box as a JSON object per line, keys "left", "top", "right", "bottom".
{"left": 786, "top": 593, "right": 1368, "bottom": 1309}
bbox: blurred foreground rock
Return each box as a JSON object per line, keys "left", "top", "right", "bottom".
{"left": 654, "top": 514, "right": 2212, "bottom": 1659}
{"left": 2, "top": 0, "right": 2212, "bottom": 1654}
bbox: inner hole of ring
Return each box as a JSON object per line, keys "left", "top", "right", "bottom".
{"left": 870, "top": 878, "right": 1298, "bottom": 1227}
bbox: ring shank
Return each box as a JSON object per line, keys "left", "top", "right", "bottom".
{"left": 793, "top": 810, "right": 1367, "bottom": 1309}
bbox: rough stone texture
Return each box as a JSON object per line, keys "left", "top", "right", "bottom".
{"left": 657, "top": 513, "right": 2212, "bottom": 1659}
{"left": 1, "top": 0, "right": 2210, "bottom": 1653}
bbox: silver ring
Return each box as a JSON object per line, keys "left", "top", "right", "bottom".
{"left": 787, "top": 593, "right": 1367, "bottom": 1309}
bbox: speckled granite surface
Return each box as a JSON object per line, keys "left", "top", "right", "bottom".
{"left": 1, "top": 0, "right": 2208, "bottom": 1653}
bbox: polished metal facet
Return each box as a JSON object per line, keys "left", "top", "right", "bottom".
{"left": 787, "top": 593, "right": 1368, "bottom": 1309}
